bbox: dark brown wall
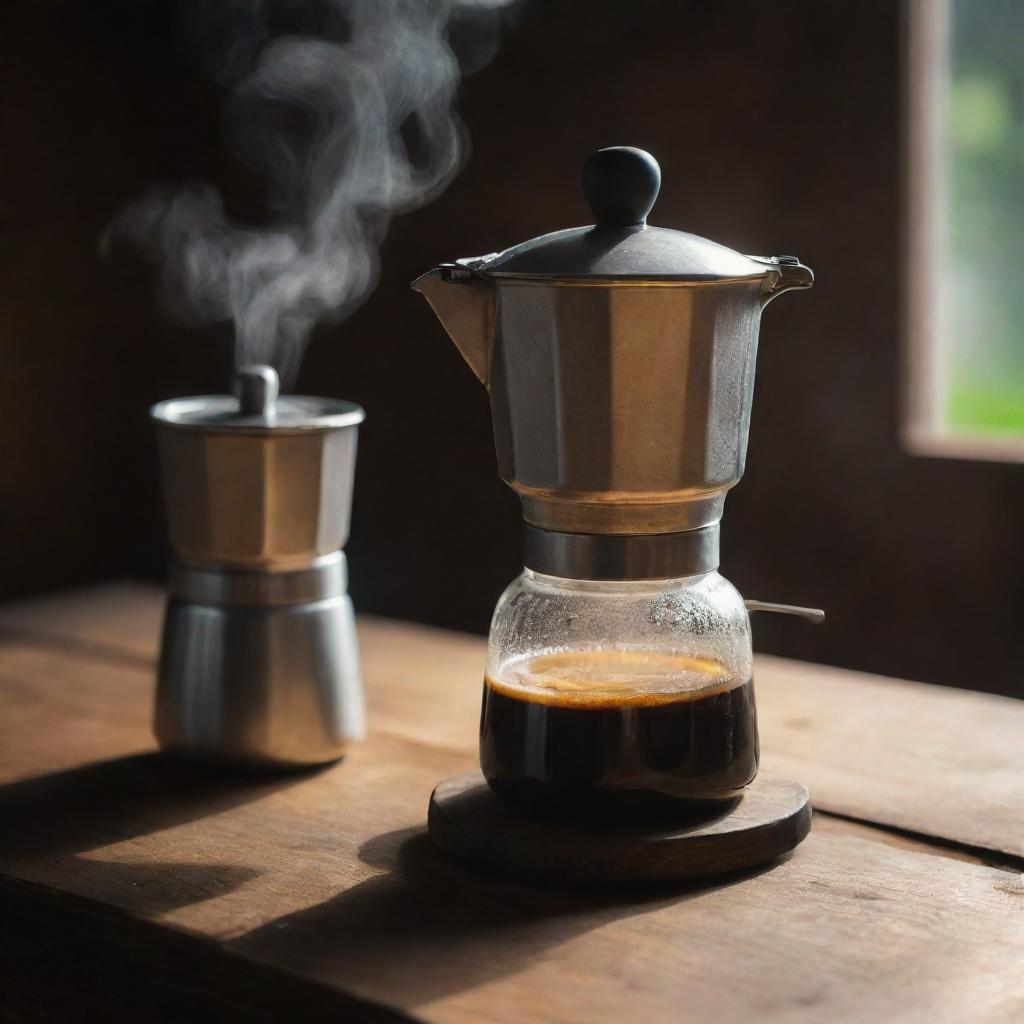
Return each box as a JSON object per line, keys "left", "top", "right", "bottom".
{"left": 2, "top": 1, "right": 1022, "bottom": 696}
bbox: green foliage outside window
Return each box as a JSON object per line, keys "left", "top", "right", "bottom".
{"left": 945, "top": 0, "right": 1024, "bottom": 434}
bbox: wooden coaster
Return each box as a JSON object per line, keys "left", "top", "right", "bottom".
{"left": 428, "top": 771, "right": 811, "bottom": 884}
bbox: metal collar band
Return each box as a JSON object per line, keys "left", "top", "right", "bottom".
{"left": 523, "top": 525, "right": 720, "bottom": 581}
{"left": 170, "top": 552, "right": 348, "bottom": 607}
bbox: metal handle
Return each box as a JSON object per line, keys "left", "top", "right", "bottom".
{"left": 235, "top": 364, "right": 279, "bottom": 420}
{"left": 745, "top": 600, "right": 825, "bottom": 625}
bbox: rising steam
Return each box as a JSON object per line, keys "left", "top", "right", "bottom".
{"left": 111, "top": 0, "right": 516, "bottom": 388}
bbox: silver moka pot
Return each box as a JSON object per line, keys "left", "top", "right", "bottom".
{"left": 414, "top": 146, "right": 813, "bottom": 580}
{"left": 150, "top": 365, "right": 366, "bottom": 768}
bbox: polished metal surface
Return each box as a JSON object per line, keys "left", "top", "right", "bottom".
{"left": 413, "top": 146, "right": 813, "bottom": 551}
{"left": 152, "top": 393, "right": 364, "bottom": 431}
{"left": 152, "top": 367, "right": 364, "bottom": 433}
{"left": 524, "top": 525, "right": 720, "bottom": 580}
{"left": 492, "top": 277, "right": 767, "bottom": 534}
{"left": 745, "top": 600, "right": 826, "bottom": 624}
{"left": 153, "top": 366, "right": 366, "bottom": 768}
{"left": 235, "top": 364, "right": 280, "bottom": 418}
{"left": 156, "top": 565, "right": 365, "bottom": 768}
{"left": 439, "top": 148, "right": 810, "bottom": 283}
{"left": 152, "top": 368, "right": 365, "bottom": 569}
{"left": 170, "top": 551, "right": 347, "bottom": 607}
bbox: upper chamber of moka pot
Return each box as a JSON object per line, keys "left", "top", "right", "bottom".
{"left": 414, "top": 146, "right": 812, "bottom": 579}
{"left": 151, "top": 365, "right": 365, "bottom": 569}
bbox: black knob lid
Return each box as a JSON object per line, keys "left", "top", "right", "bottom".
{"left": 582, "top": 146, "right": 661, "bottom": 228}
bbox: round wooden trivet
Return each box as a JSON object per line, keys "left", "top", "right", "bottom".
{"left": 428, "top": 771, "right": 811, "bottom": 883}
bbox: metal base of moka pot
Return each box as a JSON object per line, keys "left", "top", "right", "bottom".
{"left": 150, "top": 365, "right": 366, "bottom": 771}
{"left": 156, "top": 552, "right": 365, "bottom": 769}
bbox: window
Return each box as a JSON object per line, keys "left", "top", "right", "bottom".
{"left": 905, "top": 0, "right": 1024, "bottom": 460}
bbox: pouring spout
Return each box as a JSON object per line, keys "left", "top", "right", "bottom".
{"left": 412, "top": 263, "right": 495, "bottom": 386}
{"left": 753, "top": 255, "right": 814, "bottom": 306}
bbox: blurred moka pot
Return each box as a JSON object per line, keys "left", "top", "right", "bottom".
{"left": 150, "top": 365, "right": 366, "bottom": 768}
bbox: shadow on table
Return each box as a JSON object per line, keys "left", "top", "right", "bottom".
{"left": 0, "top": 751, "right": 315, "bottom": 914}
{"left": 231, "top": 824, "right": 779, "bottom": 1011}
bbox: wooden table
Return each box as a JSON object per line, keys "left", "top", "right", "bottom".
{"left": 1, "top": 584, "right": 1022, "bottom": 1022}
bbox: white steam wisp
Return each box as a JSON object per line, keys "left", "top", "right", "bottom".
{"left": 111, "top": 0, "right": 515, "bottom": 387}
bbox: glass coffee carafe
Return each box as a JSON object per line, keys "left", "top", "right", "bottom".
{"left": 415, "top": 146, "right": 817, "bottom": 815}
{"left": 481, "top": 569, "right": 755, "bottom": 814}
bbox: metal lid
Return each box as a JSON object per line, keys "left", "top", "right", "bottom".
{"left": 151, "top": 365, "right": 364, "bottom": 433}
{"left": 470, "top": 146, "right": 784, "bottom": 283}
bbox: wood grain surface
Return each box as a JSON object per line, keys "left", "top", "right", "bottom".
{"left": 3, "top": 582, "right": 1022, "bottom": 858}
{"left": 428, "top": 770, "right": 811, "bottom": 882}
{"left": 1, "top": 584, "right": 1023, "bottom": 1022}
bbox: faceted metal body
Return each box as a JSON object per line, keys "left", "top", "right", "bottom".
{"left": 414, "top": 269, "right": 806, "bottom": 537}
{"left": 491, "top": 279, "right": 766, "bottom": 534}
{"left": 414, "top": 146, "right": 812, "bottom": 575}
{"left": 155, "top": 419, "right": 359, "bottom": 569}
{"left": 415, "top": 146, "right": 813, "bottom": 578}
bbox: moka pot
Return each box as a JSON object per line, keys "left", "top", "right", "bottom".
{"left": 150, "top": 365, "right": 366, "bottom": 768}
